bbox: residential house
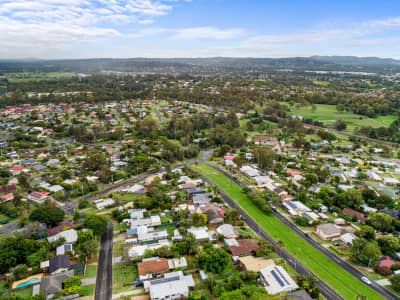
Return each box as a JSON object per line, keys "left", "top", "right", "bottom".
{"left": 94, "top": 198, "right": 115, "bottom": 210}
{"left": 238, "top": 256, "right": 274, "bottom": 272}
{"left": 260, "top": 265, "right": 298, "bottom": 295}
{"left": 128, "top": 240, "right": 171, "bottom": 259}
{"left": 216, "top": 224, "right": 239, "bottom": 239}
{"left": 342, "top": 208, "right": 365, "bottom": 223}
{"left": 144, "top": 271, "right": 195, "bottom": 300}
{"left": 47, "top": 220, "right": 74, "bottom": 237}
{"left": 316, "top": 224, "right": 341, "bottom": 241}
{"left": 138, "top": 257, "right": 169, "bottom": 280}
{"left": 40, "top": 270, "right": 74, "bottom": 299}
{"left": 341, "top": 233, "right": 357, "bottom": 246}
{"left": 49, "top": 255, "right": 71, "bottom": 275}
{"left": 229, "top": 239, "right": 259, "bottom": 257}
{"left": 47, "top": 229, "right": 78, "bottom": 244}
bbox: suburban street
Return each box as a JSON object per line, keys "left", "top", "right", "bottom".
{"left": 203, "top": 162, "right": 399, "bottom": 300}
{"left": 95, "top": 222, "right": 113, "bottom": 300}
{"left": 113, "top": 109, "right": 132, "bottom": 128}
{"left": 153, "top": 106, "right": 165, "bottom": 123}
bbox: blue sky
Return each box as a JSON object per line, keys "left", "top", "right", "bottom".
{"left": 1, "top": 0, "right": 400, "bottom": 59}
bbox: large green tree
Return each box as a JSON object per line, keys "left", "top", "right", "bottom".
{"left": 29, "top": 205, "right": 65, "bottom": 227}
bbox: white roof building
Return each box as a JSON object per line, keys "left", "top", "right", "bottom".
{"left": 260, "top": 265, "right": 298, "bottom": 295}
{"left": 47, "top": 229, "right": 78, "bottom": 244}
{"left": 94, "top": 198, "right": 115, "bottom": 209}
{"left": 145, "top": 271, "right": 195, "bottom": 300}
{"left": 128, "top": 240, "right": 171, "bottom": 259}
{"left": 341, "top": 233, "right": 357, "bottom": 246}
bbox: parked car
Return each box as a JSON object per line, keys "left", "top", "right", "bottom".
{"left": 305, "top": 233, "right": 311, "bottom": 238}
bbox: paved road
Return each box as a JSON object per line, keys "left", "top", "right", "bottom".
{"left": 154, "top": 106, "right": 165, "bottom": 123}
{"left": 194, "top": 166, "right": 342, "bottom": 300}
{"left": 113, "top": 109, "right": 132, "bottom": 128}
{"left": 203, "top": 162, "right": 399, "bottom": 300}
{"left": 95, "top": 222, "right": 113, "bottom": 300}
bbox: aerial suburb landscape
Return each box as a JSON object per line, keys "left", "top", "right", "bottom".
{"left": 3, "top": 1, "right": 400, "bottom": 300}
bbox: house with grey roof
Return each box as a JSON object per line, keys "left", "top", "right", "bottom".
{"left": 144, "top": 271, "right": 195, "bottom": 300}
{"left": 40, "top": 270, "right": 74, "bottom": 298}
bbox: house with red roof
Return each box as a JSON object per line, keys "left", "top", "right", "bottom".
{"left": 286, "top": 169, "right": 303, "bottom": 177}
{"left": 9, "top": 165, "right": 26, "bottom": 174}
{"left": 2, "top": 193, "right": 14, "bottom": 202}
{"left": 28, "top": 191, "right": 50, "bottom": 204}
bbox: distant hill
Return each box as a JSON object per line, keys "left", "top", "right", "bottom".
{"left": 1, "top": 56, "right": 400, "bottom": 75}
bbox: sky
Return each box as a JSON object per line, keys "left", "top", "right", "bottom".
{"left": 2, "top": 0, "right": 400, "bottom": 59}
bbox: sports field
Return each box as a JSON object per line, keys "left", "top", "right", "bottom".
{"left": 192, "top": 163, "right": 384, "bottom": 300}
{"left": 291, "top": 104, "right": 396, "bottom": 133}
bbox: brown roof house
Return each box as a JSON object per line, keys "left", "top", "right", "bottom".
{"left": 47, "top": 220, "right": 74, "bottom": 237}
{"left": 138, "top": 257, "right": 169, "bottom": 280}
{"left": 342, "top": 208, "right": 365, "bottom": 223}
{"left": 229, "top": 239, "right": 259, "bottom": 257}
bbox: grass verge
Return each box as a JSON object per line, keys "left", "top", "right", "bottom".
{"left": 192, "top": 163, "right": 384, "bottom": 300}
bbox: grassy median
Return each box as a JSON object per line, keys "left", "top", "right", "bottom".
{"left": 192, "top": 163, "right": 384, "bottom": 300}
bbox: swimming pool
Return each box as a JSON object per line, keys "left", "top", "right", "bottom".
{"left": 16, "top": 278, "right": 40, "bottom": 288}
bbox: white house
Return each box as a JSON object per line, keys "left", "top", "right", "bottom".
{"left": 259, "top": 265, "right": 298, "bottom": 295}
{"left": 47, "top": 229, "right": 78, "bottom": 244}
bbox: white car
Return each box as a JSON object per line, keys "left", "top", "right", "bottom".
{"left": 361, "top": 276, "right": 372, "bottom": 285}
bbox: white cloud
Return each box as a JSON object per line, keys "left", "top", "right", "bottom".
{"left": 173, "top": 26, "right": 244, "bottom": 39}
{"left": 0, "top": 0, "right": 189, "bottom": 57}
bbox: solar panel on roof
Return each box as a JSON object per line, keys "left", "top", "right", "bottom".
{"left": 275, "top": 267, "right": 290, "bottom": 285}
{"left": 287, "top": 202, "right": 296, "bottom": 209}
{"left": 151, "top": 276, "right": 179, "bottom": 285}
{"left": 271, "top": 269, "right": 285, "bottom": 287}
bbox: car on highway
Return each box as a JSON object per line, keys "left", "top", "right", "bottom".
{"left": 305, "top": 233, "right": 311, "bottom": 238}
{"left": 361, "top": 276, "right": 372, "bottom": 285}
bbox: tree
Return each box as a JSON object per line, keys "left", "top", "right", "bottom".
{"left": 378, "top": 236, "right": 400, "bottom": 257}
{"left": 356, "top": 225, "right": 376, "bottom": 240}
{"left": 256, "top": 240, "right": 275, "bottom": 257}
{"left": 366, "top": 213, "right": 394, "bottom": 232}
{"left": 29, "top": 206, "right": 65, "bottom": 227}
{"left": 191, "top": 213, "right": 207, "bottom": 226}
{"left": 391, "top": 274, "right": 400, "bottom": 292}
{"left": 83, "top": 151, "right": 108, "bottom": 172}
{"left": 293, "top": 216, "right": 310, "bottom": 227}
{"left": 75, "top": 230, "right": 98, "bottom": 261}
{"left": 63, "top": 276, "right": 82, "bottom": 289}
{"left": 351, "top": 238, "right": 381, "bottom": 267}
{"left": 334, "top": 118, "right": 347, "bottom": 131}
{"left": 0, "top": 235, "right": 38, "bottom": 271}
{"left": 11, "top": 264, "right": 28, "bottom": 280}
{"left": 198, "top": 247, "right": 230, "bottom": 273}
{"left": 84, "top": 215, "right": 108, "bottom": 236}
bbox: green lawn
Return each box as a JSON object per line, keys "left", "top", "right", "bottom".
{"left": 192, "top": 163, "right": 384, "bottom": 300}
{"left": 113, "top": 262, "right": 138, "bottom": 284}
{"left": 81, "top": 284, "right": 95, "bottom": 296}
{"left": 290, "top": 104, "right": 396, "bottom": 133}
{"left": 10, "top": 287, "right": 32, "bottom": 298}
{"left": 85, "top": 264, "right": 98, "bottom": 278}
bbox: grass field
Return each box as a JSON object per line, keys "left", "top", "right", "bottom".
{"left": 85, "top": 264, "right": 98, "bottom": 278}
{"left": 192, "top": 163, "right": 384, "bottom": 300}
{"left": 290, "top": 104, "right": 396, "bottom": 133}
{"left": 81, "top": 284, "right": 95, "bottom": 296}
{"left": 113, "top": 262, "right": 138, "bottom": 284}
{"left": 4, "top": 72, "right": 76, "bottom": 82}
